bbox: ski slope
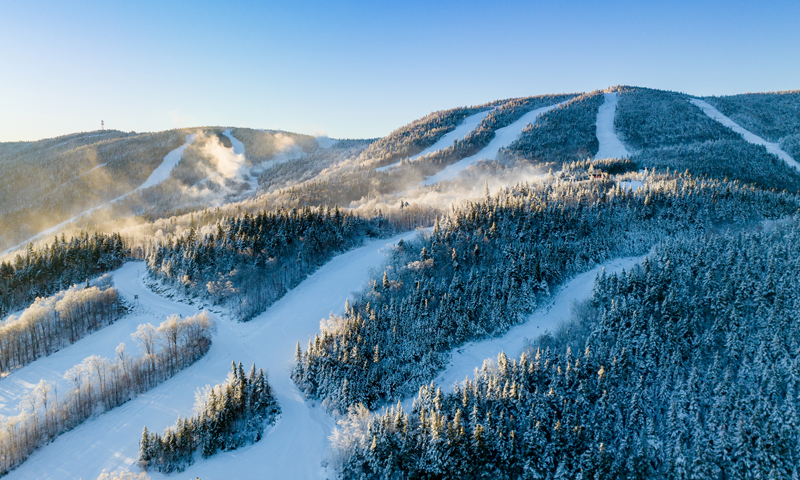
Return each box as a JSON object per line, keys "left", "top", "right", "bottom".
{"left": 6, "top": 232, "right": 418, "bottom": 480}
{"left": 422, "top": 102, "right": 567, "bottom": 185}
{"left": 376, "top": 110, "right": 492, "bottom": 172}
{"left": 0, "top": 135, "right": 196, "bottom": 258}
{"left": 594, "top": 92, "right": 630, "bottom": 159}
{"left": 134, "top": 134, "right": 196, "bottom": 191}
{"left": 690, "top": 98, "right": 800, "bottom": 170}
{"left": 426, "top": 255, "right": 644, "bottom": 397}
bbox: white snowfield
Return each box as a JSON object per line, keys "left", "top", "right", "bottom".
{"left": 427, "top": 255, "right": 644, "bottom": 398}
{"left": 6, "top": 231, "right": 419, "bottom": 480}
{"left": 0, "top": 135, "right": 196, "bottom": 258}
{"left": 422, "top": 101, "right": 567, "bottom": 186}
{"left": 594, "top": 92, "right": 630, "bottom": 159}
{"left": 690, "top": 98, "right": 800, "bottom": 170}
{"left": 375, "top": 110, "right": 492, "bottom": 172}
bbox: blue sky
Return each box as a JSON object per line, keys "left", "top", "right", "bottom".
{"left": 1, "top": 0, "right": 798, "bottom": 142}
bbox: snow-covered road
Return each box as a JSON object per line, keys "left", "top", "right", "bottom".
{"left": 376, "top": 110, "right": 492, "bottom": 172}
{"left": 424, "top": 255, "right": 644, "bottom": 398}
{"left": 6, "top": 231, "right": 419, "bottom": 480}
{"left": 594, "top": 92, "right": 630, "bottom": 159}
{"left": 690, "top": 98, "right": 800, "bottom": 170}
{"left": 422, "top": 102, "right": 567, "bottom": 185}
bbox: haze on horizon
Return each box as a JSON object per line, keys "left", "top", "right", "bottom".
{"left": 1, "top": 0, "right": 798, "bottom": 142}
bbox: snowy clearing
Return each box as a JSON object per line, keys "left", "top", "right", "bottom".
{"left": 620, "top": 180, "right": 643, "bottom": 191}
{"left": 594, "top": 92, "right": 630, "bottom": 159}
{"left": 376, "top": 110, "right": 492, "bottom": 172}
{"left": 425, "top": 255, "right": 644, "bottom": 398}
{"left": 6, "top": 232, "right": 418, "bottom": 480}
{"left": 690, "top": 98, "right": 800, "bottom": 170}
{"left": 422, "top": 102, "right": 567, "bottom": 185}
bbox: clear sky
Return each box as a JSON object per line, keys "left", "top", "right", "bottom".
{"left": 1, "top": 0, "right": 798, "bottom": 142}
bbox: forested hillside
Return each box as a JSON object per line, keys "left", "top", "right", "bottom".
{"left": 503, "top": 91, "right": 603, "bottom": 165}
{"left": 0, "top": 131, "right": 187, "bottom": 250}
{"left": 616, "top": 87, "right": 800, "bottom": 192}
{"left": 336, "top": 225, "right": 800, "bottom": 479}
{"left": 293, "top": 168, "right": 800, "bottom": 411}
{"left": 2, "top": 85, "right": 800, "bottom": 479}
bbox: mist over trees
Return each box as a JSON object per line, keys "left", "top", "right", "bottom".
{"left": 0, "top": 232, "right": 127, "bottom": 318}
{"left": 336, "top": 225, "right": 800, "bottom": 479}
{"left": 293, "top": 168, "right": 800, "bottom": 412}
{"left": 0, "top": 312, "right": 215, "bottom": 475}
{"left": 139, "top": 361, "right": 280, "bottom": 473}
{"left": 0, "top": 131, "right": 187, "bottom": 250}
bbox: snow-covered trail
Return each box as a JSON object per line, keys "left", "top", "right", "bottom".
{"left": 422, "top": 102, "right": 567, "bottom": 186}
{"left": 594, "top": 92, "right": 630, "bottom": 159}
{"left": 376, "top": 110, "right": 492, "bottom": 172}
{"left": 690, "top": 98, "right": 800, "bottom": 170}
{"left": 0, "top": 135, "right": 196, "bottom": 258}
{"left": 424, "top": 255, "right": 644, "bottom": 399}
{"left": 7, "top": 231, "right": 419, "bottom": 480}
{"left": 220, "top": 129, "right": 256, "bottom": 194}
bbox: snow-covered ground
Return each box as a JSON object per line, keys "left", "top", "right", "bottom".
{"left": 424, "top": 255, "right": 644, "bottom": 398}
{"left": 594, "top": 92, "right": 630, "bottom": 159}
{"left": 0, "top": 135, "right": 196, "bottom": 258}
{"left": 620, "top": 180, "right": 643, "bottom": 191}
{"left": 690, "top": 98, "right": 800, "bottom": 170}
{"left": 134, "top": 134, "right": 196, "bottom": 191}
{"left": 376, "top": 110, "right": 492, "bottom": 172}
{"left": 422, "top": 102, "right": 567, "bottom": 185}
{"left": 6, "top": 231, "right": 418, "bottom": 480}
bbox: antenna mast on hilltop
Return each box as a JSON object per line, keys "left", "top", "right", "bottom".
{"left": 101, "top": 120, "right": 104, "bottom": 130}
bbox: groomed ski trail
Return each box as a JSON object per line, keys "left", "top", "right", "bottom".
{"left": 376, "top": 110, "right": 492, "bottom": 172}
{"left": 422, "top": 102, "right": 567, "bottom": 185}
{"left": 0, "top": 135, "right": 196, "bottom": 258}
{"left": 594, "top": 92, "right": 630, "bottom": 159}
{"left": 426, "top": 255, "right": 644, "bottom": 397}
{"left": 6, "top": 231, "right": 419, "bottom": 480}
{"left": 690, "top": 98, "right": 800, "bottom": 170}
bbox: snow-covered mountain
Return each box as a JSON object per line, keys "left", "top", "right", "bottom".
{"left": 0, "top": 86, "right": 799, "bottom": 479}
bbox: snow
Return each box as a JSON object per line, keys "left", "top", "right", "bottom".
{"left": 620, "top": 180, "right": 643, "bottom": 191}
{"left": 6, "top": 231, "right": 419, "bottom": 480}
{"left": 134, "top": 134, "right": 196, "bottom": 192}
{"left": 425, "top": 255, "right": 644, "bottom": 398}
{"left": 0, "top": 135, "right": 196, "bottom": 258}
{"left": 594, "top": 92, "right": 630, "bottom": 159}
{"left": 376, "top": 110, "right": 492, "bottom": 172}
{"left": 690, "top": 98, "right": 800, "bottom": 170}
{"left": 422, "top": 102, "right": 567, "bottom": 185}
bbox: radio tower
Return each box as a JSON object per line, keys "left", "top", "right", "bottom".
{"left": 101, "top": 120, "right": 104, "bottom": 130}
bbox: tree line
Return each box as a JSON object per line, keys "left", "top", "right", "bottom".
{"left": 0, "top": 312, "right": 215, "bottom": 475}
{"left": 0, "top": 275, "right": 122, "bottom": 374}
{"left": 0, "top": 232, "right": 127, "bottom": 318}
{"left": 139, "top": 361, "right": 280, "bottom": 473}
{"left": 333, "top": 224, "right": 800, "bottom": 479}
{"left": 145, "top": 206, "right": 400, "bottom": 320}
